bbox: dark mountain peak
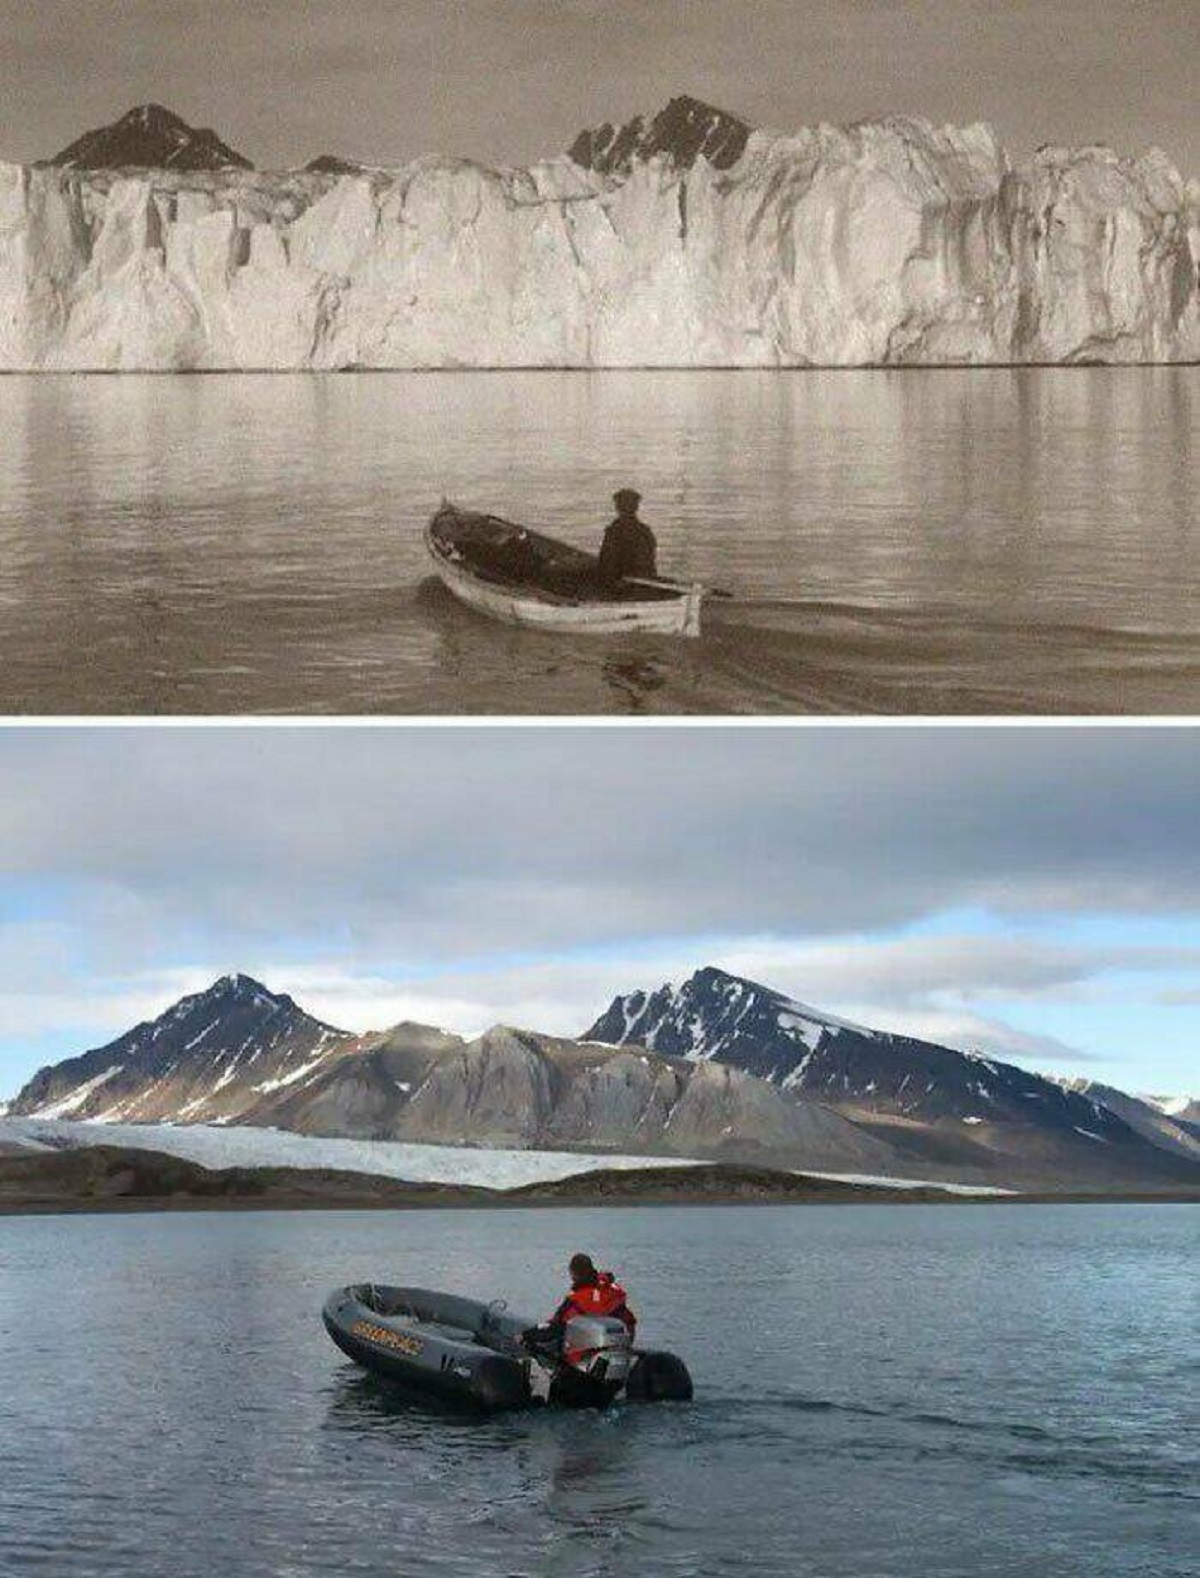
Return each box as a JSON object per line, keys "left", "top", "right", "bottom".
{"left": 49, "top": 105, "right": 253, "bottom": 172}
{"left": 122, "top": 103, "right": 186, "bottom": 131}
{"left": 8, "top": 972, "right": 351, "bottom": 1124}
{"left": 569, "top": 95, "right": 751, "bottom": 176}
{"left": 590, "top": 965, "right": 849, "bottom": 1048}
{"left": 656, "top": 94, "right": 752, "bottom": 153}
{"left": 690, "top": 962, "right": 738, "bottom": 985}
{"left": 166, "top": 972, "right": 296, "bottom": 1019}
{"left": 585, "top": 965, "right": 838, "bottom": 1065}
{"left": 688, "top": 964, "right": 779, "bottom": 998}
{"left": 582, "top": 964, "right": 1195, "bottom": 1186}
{"left": 304, "top": 154, "right": 369, "bottom": 176}
{"left": 211, "top": 971, "right": 286, "bottom": 1002}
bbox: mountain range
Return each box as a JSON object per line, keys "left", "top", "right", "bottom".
{"left": 7, "top": 974, "right": 898, "bottom": 1175}
{"left": 1140, "top": 1092, "right": 1200, "bottom": 1126}
{"left": 2, "top": 95, "right": 1195, "bottom": 369}
{"left": 8, "top": 968, "right": 1198, "bottom": 1191}
{"left": 42, "top": 97, "right": 755, "bottom": 180}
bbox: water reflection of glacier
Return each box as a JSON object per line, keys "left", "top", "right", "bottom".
{"left": 0, "top": 368, "right": 1194, "bottom": 714}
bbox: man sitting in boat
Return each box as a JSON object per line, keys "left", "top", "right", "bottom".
{"left": 525, "top": 1253, "right": 637, "bottom": 1348}
{"left": 597, "top": 489, "right": 657, "bottom": 588}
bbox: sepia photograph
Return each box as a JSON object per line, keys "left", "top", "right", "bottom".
{"left": 0, "top": 5, "right": 1197, "bottom": 1578}
{"left": 0, "top": 0, "right": 1195, "bottom": 714}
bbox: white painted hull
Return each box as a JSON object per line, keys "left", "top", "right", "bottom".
{"left": 426, "top": 525, "right": 702, "bottom": 638}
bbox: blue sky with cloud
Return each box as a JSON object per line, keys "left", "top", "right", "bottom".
{"left": 0, "top": 725, "right": 1197, "bottom": 1101}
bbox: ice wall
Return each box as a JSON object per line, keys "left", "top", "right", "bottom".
{"left": 0, "top": 117, "right": 1195, "bottom": 368}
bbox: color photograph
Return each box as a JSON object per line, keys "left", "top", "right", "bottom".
{"left": 1, "top": 725, "right": 1198, "bottom": 1576}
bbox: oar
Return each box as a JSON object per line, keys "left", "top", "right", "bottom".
{"left": 622, "top": 575, "right": 736, "bottom": 600}
{"left": 623, "top": 576, "right": 834, "bottom": 614}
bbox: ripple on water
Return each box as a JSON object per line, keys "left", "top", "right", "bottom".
{"left": 0, "top": 367, "right": 1195, "bottom": 713}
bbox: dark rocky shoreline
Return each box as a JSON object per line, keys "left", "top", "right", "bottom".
{"left": 3, "top": 1144, "right": 1196, "bottom": 1215}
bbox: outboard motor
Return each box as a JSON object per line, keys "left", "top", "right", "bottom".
{"left": 551, "top": 1314, "right": 633, "bottom": 1407}
{"left": 562, "top": 1315, "right": 634, "bottom": 1383}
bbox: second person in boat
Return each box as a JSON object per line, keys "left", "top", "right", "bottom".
{"left": 598, "top": 488, "right": 657, "bottom": 588}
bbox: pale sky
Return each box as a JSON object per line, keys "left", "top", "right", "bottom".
{"left": 1, "top": 725, "right": 1198, "bottom": 1100}
{"left": 1, "top": 1, "right": 1196, "bottom": 175}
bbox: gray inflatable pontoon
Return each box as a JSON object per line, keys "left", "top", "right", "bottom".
{"left": 323, "top": 1284, "right": 693, "bottom": 1412}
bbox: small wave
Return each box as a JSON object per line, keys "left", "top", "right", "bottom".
{"left": 701, "top": 1391, "right": 1197, "bottom": 1499}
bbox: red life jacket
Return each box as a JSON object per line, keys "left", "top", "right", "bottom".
{"left": 561, "top": 1271, "right": 636, "bottom": 1333}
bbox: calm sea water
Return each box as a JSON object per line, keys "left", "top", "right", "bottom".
{"left": 0, "top": 369, "right": 1195, "bottom": 714}
{"left": 1, "top": 1205, "right": 1195, "bottom": 1578}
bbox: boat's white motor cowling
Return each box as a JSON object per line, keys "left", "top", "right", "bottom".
{"left": 561, "top": 1315, "right": 633, "bottom": 1383}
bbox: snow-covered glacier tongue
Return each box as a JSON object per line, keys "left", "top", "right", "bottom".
{"left": 0, "top": 97, "right": 1195, "bottom": 369}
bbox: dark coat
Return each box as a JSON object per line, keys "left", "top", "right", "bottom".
{"left": 597, "top": 516, "right": 657, "bottom": 586}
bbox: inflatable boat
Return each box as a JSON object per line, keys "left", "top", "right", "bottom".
{"left": 426, "top": 502, "right": 705, "bottom": 638}
{"left": 323, "top": 1284, "right": 693, "bottom": 1412}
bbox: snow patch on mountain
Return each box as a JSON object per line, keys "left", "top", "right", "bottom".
{"left": 32, "top": 1066, "right": 123, "bottom": 1119}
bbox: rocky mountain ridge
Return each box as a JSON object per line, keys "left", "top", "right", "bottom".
{"left": 8, "top": 968, "right": 1199, "bottom": 1189}
{"left": 585, "top": 966, "right": 1200, "bottom": 1184}
{"left": 8, "top": 978, "right": 903, "bottom": 1176}
{"left": 569, "top": 94, "right": 751, "bottom": 175}
{"left": 267, "top": 1021, "right": 901, "bottom": 1171}
{"left": 10, "top": 974, "right": 352, "bottom": 1124}
{"left": 1054, "top": 1078, "right": 1200, "bottom": 1160}
{"left": 1140, "top": 1092, "right": 1200, "bottom": 1125}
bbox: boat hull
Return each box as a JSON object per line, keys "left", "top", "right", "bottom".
{"left": 323, "top": 1284, "right": 694, "bottom": 1412}
{"left": 425, "top": 506, "right": 703, "bottom": 638}
{"left": 323, "top": 1285, "right": 531, "bottom": 1412}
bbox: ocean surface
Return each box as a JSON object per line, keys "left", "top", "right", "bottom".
{"left": 1, "top": 1204, "right": 1195, "bottom": 1578}
{"left": 0, "top": 368, "right": 1196, "bottom": 714}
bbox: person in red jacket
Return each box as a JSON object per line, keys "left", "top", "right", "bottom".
{"left": 525, "top": 1253, "right": 637, "bottom": 1348}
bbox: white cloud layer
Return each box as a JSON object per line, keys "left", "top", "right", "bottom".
{"left": 3, "top": 727, "right": 1199, "bottom": 953}
{"left": 1, "top": 727, "right": 1198, "bottom": 1092}
{"left": 6, "top": 927, "right": 1192, "bottom": 1094}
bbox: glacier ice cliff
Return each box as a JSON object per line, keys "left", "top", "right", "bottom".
{"left": 0, "top": 114, "right": 1196, "bottom": 369}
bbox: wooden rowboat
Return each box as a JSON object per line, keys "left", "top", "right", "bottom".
{"left": 425, "top": 501, "right": 703, "bottom": 638}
